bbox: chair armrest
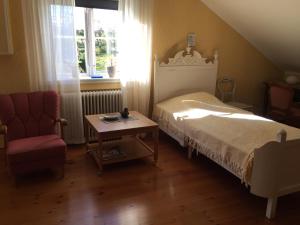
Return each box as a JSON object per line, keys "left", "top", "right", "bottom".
{"left": 0, "top": 124, "right": 7, "bottom": 135}
{"left": 0, "top": 124, "right": 7, "bottom": 150}
{"left": 56, "top": 118, "right": 68, "bottom": 126}
{"left": 56, "top": 118, "right": 67, "bottom": 140}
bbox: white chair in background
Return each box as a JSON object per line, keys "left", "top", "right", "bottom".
{"left": 217, "top": 77, "right": 253, "bottom": 111}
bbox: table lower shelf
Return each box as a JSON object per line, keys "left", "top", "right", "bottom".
{"left": 87, "top": 136, "right": 154, "bottom": 166}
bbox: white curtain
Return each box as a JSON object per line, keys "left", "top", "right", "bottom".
{"left": 118, "top": 0, "right": 153, "bottom": 116}
{"left": 22, "top": 0, "right": 84, "bottom": 144}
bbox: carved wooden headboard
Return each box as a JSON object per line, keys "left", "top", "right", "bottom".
{"left": 154, "top": 47, "right": 218, "bottom": 104}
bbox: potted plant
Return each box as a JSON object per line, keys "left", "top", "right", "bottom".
{"left": 107, "top": 57, "right": 116, "bottom": 78}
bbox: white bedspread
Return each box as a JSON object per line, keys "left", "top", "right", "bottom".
{"left": 153, "top": 92, "right": 300, "bottom": 184}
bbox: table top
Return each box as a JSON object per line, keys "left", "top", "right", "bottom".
{"left": 85, "top": 111, "right": 158, "bottom": 135}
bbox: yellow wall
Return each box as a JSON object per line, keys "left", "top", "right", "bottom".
{"left": 152, "top": 0, "right": 283, "bottom": 112}
{"left": 0, "top": 0, "right": 29, "bottom": 94}
{"left": 0, "top": 0, "right": 29, "bottom": 148}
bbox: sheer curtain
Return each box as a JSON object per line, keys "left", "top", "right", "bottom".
{"left": 118, "top": 0, "right": 153, "bottom": 116}
{"left": 22, "top": 0, "right": 84, "bottom": 144}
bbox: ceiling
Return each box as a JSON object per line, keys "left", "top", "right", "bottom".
{"left": 201, "top": 0, "right": 300, "bottom": 72}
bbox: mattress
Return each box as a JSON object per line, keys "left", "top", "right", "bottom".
{"left": 153, "top": 92, "right": 300, "bottom": 184}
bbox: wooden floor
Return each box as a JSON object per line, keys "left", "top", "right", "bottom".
{"left": 1, "top": 132, "right": 300, "bottom": 225}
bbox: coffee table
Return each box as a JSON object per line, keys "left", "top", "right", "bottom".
{"left": 84, "top": 111, "right": 159, "bottom": 174}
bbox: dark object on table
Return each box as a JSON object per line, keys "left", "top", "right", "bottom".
{"left": 103, "top": 114, "right": 119, "bottom": 121}
{"left": 120, "top": 108, "right": 129, "bottom": 118}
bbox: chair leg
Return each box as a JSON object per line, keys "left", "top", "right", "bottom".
{"left": 9, "top": 172, "right": 18, "bottom": 187}
{"left": 13, "top": 175, "right": 19, "bottom": 187}
{"left": 7, "top": 167, "right": 18, "bottom": 187}
{"left": 266, "top": 197, "right": 278, "bottom": 219}
{"left": 60, "top": 165, "right": 65, "bottom": 179}
{"left": 53, "top": 166, "right": 65, "bottom": 179}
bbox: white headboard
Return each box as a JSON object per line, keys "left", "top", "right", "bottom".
{"left": 154, "top": 47, "right": 218, "bottom": 104}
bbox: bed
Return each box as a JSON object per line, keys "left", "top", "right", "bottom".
{"left": 153, "top": 48, "right": 300, "bottom": 219}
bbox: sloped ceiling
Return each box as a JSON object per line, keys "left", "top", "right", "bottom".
{"left": 201, "top": 0, "right": 300, "bottom": 72}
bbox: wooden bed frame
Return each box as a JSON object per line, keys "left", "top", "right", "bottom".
{"left": 153, "top": 47, "right": 300, "bottom": 219}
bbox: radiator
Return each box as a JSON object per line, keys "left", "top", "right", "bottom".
{"left": 81, "top": 89, "right": 123, "bottom": 141}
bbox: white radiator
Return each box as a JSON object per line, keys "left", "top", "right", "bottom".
{"left": 81, "top": 89, "right": 123, "bottom": 141}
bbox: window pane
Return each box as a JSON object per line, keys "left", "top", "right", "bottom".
{"left": 93, "top": 9, "right": 120, "bottom": 31}
{"left": 77, "top": 39, "right": 87, "bottom": 73}
{"left": 109, "top": 39, "right": 117, "bottom": 56}
{"left": 95, "top": 28, "right": 105, "bottom": 37}
{"left": 51, "top": 4, "right": 78, "bottom": 79}
{"left": 76, "top": 29, "right": 85, "bottom": 37}
{"left": 95, "top": 39, "right": 107, "bottom": 71}
{"left": 107, "top": 28, "right": 116, "bottom": 38}
{"left": 74, "top": 7, "right": 87, "bottom": 73}
{"left": 93, "top": 8, "right": 120, "bottom": 73}
{"left": 74, "top": 7, "right": 85, "bottom": 34}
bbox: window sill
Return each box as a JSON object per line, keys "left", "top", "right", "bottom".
{"left": 80, "top": 76, "right": 121, "bottom": 91}
{"left": 80, "top": 77, "right": 120, "bottom": 84}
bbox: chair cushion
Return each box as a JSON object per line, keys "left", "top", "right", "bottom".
{"left": 7, "top": 135, "right": 66, "bottom": 164}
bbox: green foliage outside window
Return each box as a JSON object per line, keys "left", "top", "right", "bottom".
{"left": 77, "top": 38, "right": 86, "bottom": 73}
{"left": 95, "top": 38, "right": 108, "bottom": 71}
{"left": 76, "top": 28, "right": 118, "bottom": 74}
{"left": 95, "top": 28, "right": 105, "bottom": 37}
{"left": 76, "top": 29, "right": 84, "bottom": 37}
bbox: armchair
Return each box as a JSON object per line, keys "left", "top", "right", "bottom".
{"left": 266, "top": 82, "right": 300, "bottom": 128}
{"left": 0, "top": 91, "right": 67, "bottom": 178}
{"left": 266, "top": 83, "right": 294, "bottom": 122}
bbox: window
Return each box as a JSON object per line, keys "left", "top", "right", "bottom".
{"left": 74, "top": 7, "right": 120, "bottom": 79}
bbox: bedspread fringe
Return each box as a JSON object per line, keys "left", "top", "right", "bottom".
{"left": 153, "top": 110, "right": 186, "bottom": 145}
{"left": 185, "top": 136, "right": 251, "bottom": 185}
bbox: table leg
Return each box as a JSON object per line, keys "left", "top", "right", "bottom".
{"left": 95, "top": 135, "right": 103, "bottom": 175}
{"left": 153, "top": 128, "right": 159, "bottom": 164}
{"left": 84, "top": 119, "right": 90, "bottom": 153}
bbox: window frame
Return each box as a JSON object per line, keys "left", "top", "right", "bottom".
{"left": 75, "top": 6, "right": 120, "bottom": 81}
{"left": 75, "top": 0, "right": 118, "bottom": 11}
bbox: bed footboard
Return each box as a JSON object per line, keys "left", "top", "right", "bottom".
{"left": 251, "top": 130, "right": 300, "bottom": 219}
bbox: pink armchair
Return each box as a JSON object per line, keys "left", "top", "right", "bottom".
{"left": 0, "top": 91, "right": 67, "bottom": 178}
{"left": 267, "top": 83, "right": 294, "bottom": 122}
{"left": 266, "top": 82, "right": 300, "bottom": 128}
